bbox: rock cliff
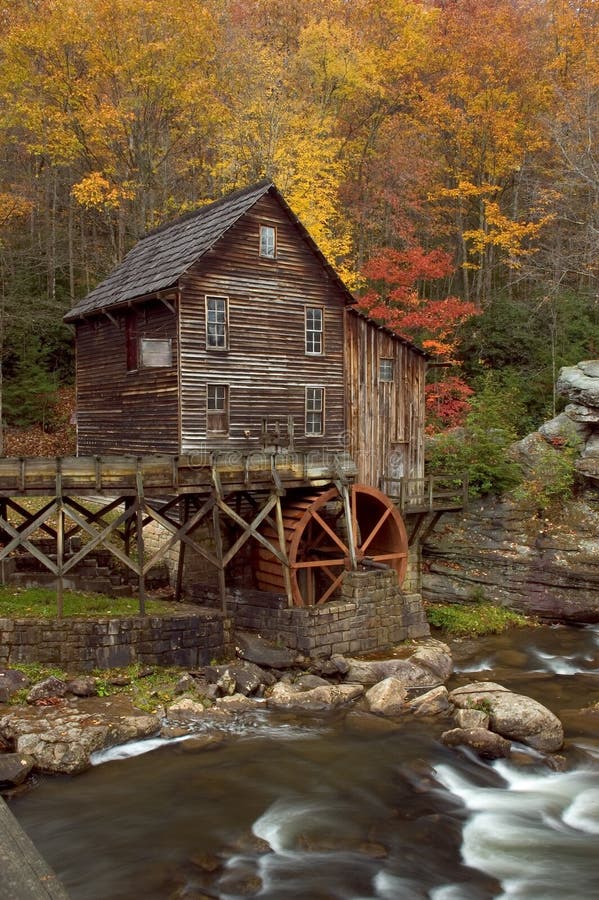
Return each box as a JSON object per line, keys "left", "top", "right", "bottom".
{"left": 422, "top": 361, "right": 599, "bottom": 623}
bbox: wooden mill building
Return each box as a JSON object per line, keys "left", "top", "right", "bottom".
{"left": 65, "top": 181, "right": 428, "bottom": 489}
{"left": 58, "top": 180, "right": 448, "bottom": 614}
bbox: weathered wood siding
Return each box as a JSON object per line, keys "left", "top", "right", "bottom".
{"left": 178, "top": 194, "right": 346, "bottom": 451}
{"left": 345, "top": 311, "right": 427, "bottom": 487}
{"left": 75, "top": 299, "right": 179, "bottom": 454}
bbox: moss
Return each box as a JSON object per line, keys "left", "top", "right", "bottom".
{"left": 426, "top": 601, "right": 530, "bottom": 636}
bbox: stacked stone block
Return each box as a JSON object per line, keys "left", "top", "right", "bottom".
{"left": 0, "top": 610, "right": 233, "bottom": 670}
{"left": 219, "top": 569, "right": 429, "bottom": 658}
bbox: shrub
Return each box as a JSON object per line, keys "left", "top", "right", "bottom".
{"left": 514, "top": 432, "right": 580, "bottom": 513}
{"left": 426, "top": 374, "right": 522, "bottom": 497}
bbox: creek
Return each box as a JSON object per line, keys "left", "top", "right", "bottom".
{"left": 8, "top": 625, "right": 599, "bottom": 900}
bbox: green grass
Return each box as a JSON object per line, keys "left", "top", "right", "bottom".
{"left": 0, "top": 585, "right": 170, "bottom": 618}
{"left": 426, "top": 601, "right": 530, "bottom": 637}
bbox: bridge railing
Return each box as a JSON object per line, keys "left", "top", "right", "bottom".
{"left": 381, "top": 473, "right": 469, "bottom": 514}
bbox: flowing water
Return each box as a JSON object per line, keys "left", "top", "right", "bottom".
{"left": 8, "top": 625, "right": 599, "bottom": 899}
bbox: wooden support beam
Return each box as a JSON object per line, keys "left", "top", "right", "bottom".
{"left": 212, "top": 503, "right": 227, "bottom": 615}
{"left": 55, "top": 460, "right": 64, "bottom": 619}
{"left": 136, "top": 467, "right": 146, "bottom": 615}
{"left": 175, "top": 495, "right": 189, "bottom": 602}
{"left": 274, "top": 494, "right": 293, "bottom": 607}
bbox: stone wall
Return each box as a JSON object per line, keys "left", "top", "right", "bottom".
{"left": 0, "top": 608, "right": 233, "bottom": 670}
{"left": 204, "top": 569, "right": 429, "bottom": 658}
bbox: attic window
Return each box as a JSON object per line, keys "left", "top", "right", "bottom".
{"left": 259, "top": 225, "right": 276, "bottom": 258}
{"left": 140, "top": 338, "right": 173, "bottom": 368}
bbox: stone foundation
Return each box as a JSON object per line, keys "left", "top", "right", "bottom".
{"left": 0, "top": 608, "right": 233, "bottom": 670}
{"left": 209, "top": 569, "right": 429, "bottom": 658}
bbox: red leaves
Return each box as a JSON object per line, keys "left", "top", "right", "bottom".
{"left": 359, "top": 244, "right": 479, "bottom": 430}
{"left": 425, "top": 377, "right": 474, "bottom": 431}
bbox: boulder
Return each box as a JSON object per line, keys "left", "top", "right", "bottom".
{"left": 0, "top": 704, "right": 160, "bottom": 775}
{"left": 365, "top": 677, "right": 407, "bottom": 716}
{"left": 346, "top": 640, "right": 452, "bottom": 689}
{"left": 453, "top": 707, "right": 490, "bottom": 730}
{"left": 0, "top": 669, "right": 29, "bottom": 704}
{"left": 267, "top": 681, "right": 363, "bottom": 711}
{"left": 441, "top": 727, "right": 512, "bottom": 759}
{"left": 557, "top": 362, "right": 599, "bottom": 408}
{"left": 66, "top": 676, "right": 99, "bottom": 698}
{"left": 235, "top": 632, "right": 298, "bottom": 669}
{"left": 450, "top": 682, "right": 564, "bottom": 752}
{"left": 0, "top": 752, "right": 35, "bottom": 787}
{"left": 167, "top": 698, "right": 209, "bottom": 721}
{"left": 215, "top": 693, "right": 258, "bottom": 710}
{"left": 346, "top": 657, "right": 433, "bottom": 687}
{"left": 565, "top": 403, "right": 599, "bottom": 424}
{"left": 539, "top": 412, "right": 590, "bottom": 443}
{"left": 409, "top": 640, "right": 453, "bottom": 681}
{"left": 293, "top": 674, "right": 330, "bottom": 691}
{"left": 311, "top": 655, "right": 350, "bottom": 677}
{"left": 26, "top": 676, "right": 68, "bottom": 704}
{"left": 174, "top": 673, "right": 199, "bottom": 695}
{"left": 407, "top": 685, "right": 450, "bottom": 717}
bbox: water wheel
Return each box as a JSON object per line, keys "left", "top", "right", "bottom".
{"left": 255, "top": 484, "right": 408, "bottom": 606}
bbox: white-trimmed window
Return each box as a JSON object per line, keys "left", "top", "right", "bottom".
{"left": 305, "top": 386, "right": 325, "bottom": 435}
{"left": 305, "top": 306, "right": 324, "bottom": 355}
{"left": 379, "top": 358, "right": 394, "bottom": 382}
{"left": 207, "top": 383, "right": 229, "bottom": 433}
{"left": 206, "top": 296, "right": 228, "bottom": 349}
{"left": 259, "top": 225, "right": 276, "bottom": 258}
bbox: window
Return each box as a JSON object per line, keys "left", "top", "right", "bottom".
{"left": 305, "top": 307, "right": 324, "bottom": 355}
{"left": 305, "top": 386, "right": 324, "bottom": 435}
{"left": 140, "top": 338, "right": 172, "bottom": 368}
{"left": 379, "top": 358, "right": 394, "bottom": 382}
{"left": 206, "top": 296, "right": 228, "bottom": 349}
{"left": 259, "top": 225, "right": 276, "bottom": 258}
{"left": 207, "top": 383, "right": 229, "bottom": 433}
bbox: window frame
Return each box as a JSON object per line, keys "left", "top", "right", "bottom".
{"left": 379, "top": 357, "right": 394, "bottom": 383}
{"left": 259, "top": 224, "right": 277, "bottom": 259}
{"left": 305, "top": 305, "right": 324, "bottom": 356}
{"left": 305, "top": 385, "right": 325, "bottom": 436}
{"left": 206, "top": 383, "right": 230, "bottom": 434}
{"left": 205, "top": 295, "right": 229, "bottom": 351}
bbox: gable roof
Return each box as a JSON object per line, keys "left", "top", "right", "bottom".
{"left": 64, "top": 180, "right": 353, "bottom": 322}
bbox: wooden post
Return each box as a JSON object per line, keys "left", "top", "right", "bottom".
{"left": 55, "top": 459, "right": 64, "bottom": 619}
{"left": 136, "top": 467, "right": 146, "bottom": 616}
{"left": 175, "top": 495, "right": 189, "bottom": 602}
{"left": 339, "top": 482, "right": 358, "bottom": 571}
{"left": 212, "top": 502, "right": 227, "bottom": 615}
{"left": 274, "top": 494, "right": 293, "bottom": 607}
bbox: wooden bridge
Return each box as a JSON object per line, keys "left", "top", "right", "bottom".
{"left": 0, "top": 454, "right": 466, "bottom": 615}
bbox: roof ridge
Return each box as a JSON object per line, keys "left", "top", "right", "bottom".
{"left": 142, "top": 179, "right": 274, "bottom": 240}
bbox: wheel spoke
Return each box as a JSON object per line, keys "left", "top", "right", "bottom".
{"left": 360, "top": 506, "right": 392, "bottom": 554}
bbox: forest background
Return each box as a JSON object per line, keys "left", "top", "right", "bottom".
{"left": 0, "top": 0, "right": 596, "bottom": 457}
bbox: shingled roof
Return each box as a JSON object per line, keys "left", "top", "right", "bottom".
{"left": 64, "top": 180, "right": 276, "bottom": 322}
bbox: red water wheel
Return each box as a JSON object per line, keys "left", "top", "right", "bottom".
{"left": 255, "top": 484, "right": 409, "bottom": 607}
